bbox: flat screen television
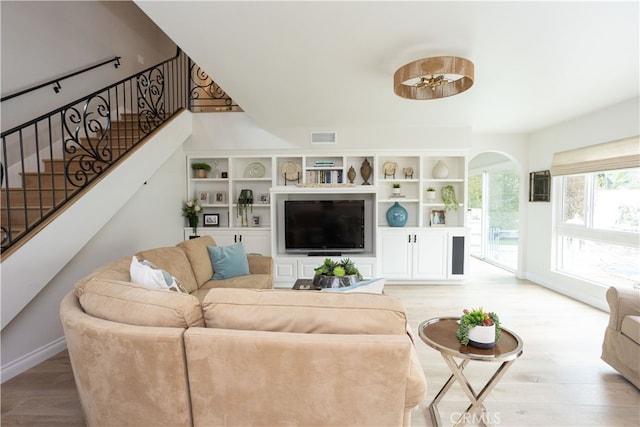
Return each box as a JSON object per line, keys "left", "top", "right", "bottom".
{"left": 284, "top": 200, "right": 365, "bottom": 254}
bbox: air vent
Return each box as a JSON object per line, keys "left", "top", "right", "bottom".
{"left": 311, "top": 131, "right": 337, "bottom": 144}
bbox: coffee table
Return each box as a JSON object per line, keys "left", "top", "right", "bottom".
{"left": 418, "top": 317, "right": 523, "bottom": 427}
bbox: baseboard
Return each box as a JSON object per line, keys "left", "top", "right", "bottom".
{"left": 526, "top": 272, "right": 608, "bottom": 312}
{"left": 1, "top": 336, "right": 67, "bottom": 383}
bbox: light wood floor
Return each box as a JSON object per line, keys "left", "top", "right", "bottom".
{"left": 2, "top": 259, "right": 639, "bottom": 426}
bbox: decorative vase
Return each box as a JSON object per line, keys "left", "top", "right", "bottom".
{"left": 467, "top": 324, "right": 496, "bottom": 349}
{"left": 312, "top": 274, "right": 359, "bottom": 289}
{"left": 360, "top": 158, "right": 372, "bottom": 185}
{"left": 432, "top": 160, "right": 449, "bottom": 179}
{"left": 188, "top": 216, "right": 198, "bottom": 235}
{"left": 386, "top": 202, "right": 408, "bottom": 227}
{"left": 347, "top": 166, "right": 356, "bottom": 183}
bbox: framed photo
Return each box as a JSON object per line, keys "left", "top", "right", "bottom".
{"left": 431, "top": 209, "right": 446, "bottom": 226}
{"left": 198, "top": 191, "right": 210, "bottom": 204}
{"left": 529, "top": 170, "right": 551, "bottom": 202}
{"left": 258, "top": 193, "right": 270, "bottom": 204}
{"left": 220, "top": 172, "right": 228, "bottom": 179}
{"left": 203, "top": 213, "right": 219, "bottom": 227}
{"left": 214, "top": 191, "right": 226, "bottom": 204}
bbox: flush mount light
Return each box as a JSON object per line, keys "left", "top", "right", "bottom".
{"left": 393, "top": 56, "right": 474, "bottom": 100}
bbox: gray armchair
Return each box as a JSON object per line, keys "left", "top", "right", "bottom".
{"left": 601, "top": 286, "right": 640, "bottom": 389}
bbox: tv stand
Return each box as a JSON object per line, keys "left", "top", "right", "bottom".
{"left": 308, "top": 252, "right": 342, "bottom": 257}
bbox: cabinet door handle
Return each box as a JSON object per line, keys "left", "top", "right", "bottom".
{"left": 239, "top": 235, "right": 243, "bottom": 242}
{"left": 234, "top": 235, "right": 237, "bottom": 243}
{"left": 408, "top": 235, "right": 411, "bottom": 243}
{"left": 414, "top": 234, "right": 417, "bottom": 243}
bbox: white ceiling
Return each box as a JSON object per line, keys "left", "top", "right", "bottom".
{"left": 136, "top": 1, "right": 639, "bottom": 134}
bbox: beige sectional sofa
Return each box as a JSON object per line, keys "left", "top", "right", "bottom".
{"left": 60, "top": 236, "right": 427, "bottom": 426}
{"left": 601, "top": 285, "right": 640, "bottom": 389}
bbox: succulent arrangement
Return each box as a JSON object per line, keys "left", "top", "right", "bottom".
{"left": 191, "top": 162, "right": 212, "bottom": 172}
{"left": 314, "top": 258, "right": 362, "bottom": 280}
{"left": 456, "top": 307, "right": 501, "bottom": 346}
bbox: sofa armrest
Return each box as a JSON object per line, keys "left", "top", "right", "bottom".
{"left": 606, "top": 286, "right": 640, "bottom": 331}
{"left": 247, "top": 255, "right": 273, "bottom": 275}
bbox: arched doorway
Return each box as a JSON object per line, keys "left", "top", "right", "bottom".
{"left": 468, "top": 152, "right": 520, "bottom": 272}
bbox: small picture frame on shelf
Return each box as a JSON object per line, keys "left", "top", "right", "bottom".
{"left": 258, "top": 193, "right": 270, "bottom": 204}
{"left": 203, "top": 213, "right": 219, "bottom": 227}
{"left": 199, "top": 191, "right": 210, "bottom": 204}
{"left": 430, "top": 209, "right": 446, "bottom": 226}
{"left": 221, "top": 172, "right": 228, "bottom": 179}
{"left": 252, "top": 215, "right": 261, "bottom": 226}
{"left": 214, "top": 191, "right": 226, "bottom": 204}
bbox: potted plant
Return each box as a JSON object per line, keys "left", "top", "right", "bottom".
{"left": 237, "top": 189, "right": 254, "bottom": 227}
{"left": 456, "top": 307, "right": 501, "bottom": 349}
{"left": 392, "top": 183, "right": 401, "bottom": 195}
{"left": 441, "top": 184, "right": 459, "bottom": 211}
{"left": 182, "top": 198, "right": 202, "bottom": 236}
{"left": 312, "top": 258, "right": 362, "bottom": 289}
{"left": 192, "top": 162, "right": 212, "bottom": 178}
{"left": 425, "top": 186, "right": 437, "bottom": 200}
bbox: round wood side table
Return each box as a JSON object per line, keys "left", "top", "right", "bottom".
{"left": 419, "top": 316, "right": 524, "bottom": 427}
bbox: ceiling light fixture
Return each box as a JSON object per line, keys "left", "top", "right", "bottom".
{"left": 393, "top": 56, "right": 474, "bottom": 100}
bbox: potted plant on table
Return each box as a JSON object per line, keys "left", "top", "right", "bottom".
{"left": 456, "top": 307, "right": 501, "bottom": 349}
{"left": 182, "top": 198, "right": 202, "bottom": 236}
{"left": 312, "top": 258, "right": 362, "bottom": 289}
{"left": 425, "top": 186, "right": 437, "bottom": 200}
{"left": 192, "top": 162, "right": 212, "bottom": 178}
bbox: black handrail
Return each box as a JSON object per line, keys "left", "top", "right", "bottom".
{"left": 1, "top": 56, "right": 121, "bottom": 102}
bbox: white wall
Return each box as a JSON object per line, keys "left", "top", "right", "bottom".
{"left": 524, "top": 97, "right": 640, "bottom": 310}
{"left": 0, "top": 0, "right": 175, "bottom": 129}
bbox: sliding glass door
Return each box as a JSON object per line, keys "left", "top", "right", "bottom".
{"left": 468, "top": 154, "right": 520, "bottom": 271}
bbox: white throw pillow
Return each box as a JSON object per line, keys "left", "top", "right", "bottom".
{"left": 129, "top": 256, "right": 186, "bottom": 293}
{"left": 320, "top": 278, "right": 385, "bottom": 294}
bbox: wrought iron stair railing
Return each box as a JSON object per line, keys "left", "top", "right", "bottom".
{"left": 1, "top": 48, "right": 243, "bottom": 255}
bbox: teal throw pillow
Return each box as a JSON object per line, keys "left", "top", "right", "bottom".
{"left": 207, "top": 242, "right": 250, "bottom": 280}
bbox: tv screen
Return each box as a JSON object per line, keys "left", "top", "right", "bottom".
{"left": 284, "top": 200, "right": 365, "bottom": 253}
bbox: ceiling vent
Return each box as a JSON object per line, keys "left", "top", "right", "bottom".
{"left": 311, "top": 131, "right": 337, "bottom": 144}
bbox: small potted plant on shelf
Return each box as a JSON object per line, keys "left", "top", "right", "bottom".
{"left": 441, "top": 184, "right": 459, "bottom": 211}
{"left": 425, "top": 186, "right": 437, "bottom": 200}
{"left": 456, "top": 307, "right": 501, "bottom": 349}
{"left": 312, "top": 258, "right": 362, "bottom": 289}
{"left": 237, "top": 189, "right": 254, "bottom": 227}
{"left": 191, "top": 162, "right": 212, "bottom": 178}
{"left": 182, "top": 198, "right": 202, "bottom": 236}
{"left": 392, "top": 183, "right": 401, "bottom": 196}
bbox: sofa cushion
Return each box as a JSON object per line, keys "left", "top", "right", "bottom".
{"left": 202, "top": 288, "right": 407, "bottom": 335}
{"left": 75, "top": 278, "right": 204, "bottom": 328}
{"left": 207, "top": 243, "right": 250, "bottom": 279}
{"left": 130, "top": 256, "right": 186, "bottom": 293}
{"left": 621, "top": 315, "right": 640, "bottom": 345}
{"left": 176, "top": 235, "right": 216, "bottom": 288}
{"left": 199, "top": 274, "right": 274, "bottom": 290}
{"left": 136, "top": 246, "right": 199, "bottom": 293}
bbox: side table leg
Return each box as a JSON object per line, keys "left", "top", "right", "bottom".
{"left": 429, "top": 358, "right": 471, "bottom": 426}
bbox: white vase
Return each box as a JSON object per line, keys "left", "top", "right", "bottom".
{"left": 425, "top": 190, "right": 437, "bottom": 200}
{"left": 432, "top": 160, "right": 449, "bottom": 179}
{"left": 467, "top": 324, "right": 496, "bottom": 349}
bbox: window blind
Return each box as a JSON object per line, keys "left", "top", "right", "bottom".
{"left": 550, "top": 136, "right": 640, "bottom": 176}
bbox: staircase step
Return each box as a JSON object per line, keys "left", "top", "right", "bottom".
{"left": 1, "top": 188, "right": 70, "bottom": 206}
{"left": 1, "top": 205, "right": 55, "bottom": 227}
{"left": 43, "top": 158, "right": 112, "bottom": 174}
{"left": 21, "top": 172, "right": 95, "bottom": 190}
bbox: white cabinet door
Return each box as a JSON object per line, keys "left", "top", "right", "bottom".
{"left": 379, "top": 230, "right": 412, "bottom": 279}
{"left": 413, "top": 229, "right": 448, "bottom": 279}
{"left": 194, "top": 229, "right": 271, "bottom": 255}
